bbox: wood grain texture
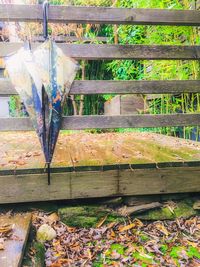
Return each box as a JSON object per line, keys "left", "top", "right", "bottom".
{"left": 2, "top": 79, "right": 200, "bottom": 96}
{"left": 0, "top": 167, "right": 200, "bottom": 203}
{"left": 0, "top": 4, "right": 200, "bottom": 26}
{"left": 32, "top": 35, "right": 108, "bottom": 43}
{"left": 0, "top": 213, "right": 32, "bottom": 267}
{"left": 0, "top": 114, "right": 200, "bottom": 131}
{"left": 1, "top": 43, "right": 200, "bottom": 59}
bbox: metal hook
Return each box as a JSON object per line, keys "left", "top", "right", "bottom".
{"left": 43, "top": 0, "right": 49, "bottom": 40}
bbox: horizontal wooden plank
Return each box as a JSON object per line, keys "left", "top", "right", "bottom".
{"left": 0, "top": 114, "right": 200, "bottom": 131}
{"left": 32, "top": 35, "right": 108, "bottom": 43}
{"left": 0, "top": 4, "right": 200, "bottom": 26}
{"left": 0, "top": 166, "right": 200, "bottom": 203}
{"left": 2, "top": 79, "right": 200, "bottom": 96}
{"left": 0, "top": 79, "right": 16, "bottom": 95}
{"left": 1, "top": 43, "right": 200, "bottom": 59}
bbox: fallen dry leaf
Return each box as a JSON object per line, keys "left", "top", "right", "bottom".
{"left": 0, "top": 242, "right": 4, "bottom": 250}
{"left": 155, "top": 223, "right": 169, "bottom": 236}
{"left": 119, "top": 223, "right": 136, "bottom": 232}
{"left": 31, "top": 211, "right": 200, "bottom": 267}
{"left": 96, "top": 215, "right": 108, "bottom": 228}
{"left": 0, "top": 224, "right": 13, "bottom": 235}
{"left": 47, "top": 213, "right": 59, "bottom": 223}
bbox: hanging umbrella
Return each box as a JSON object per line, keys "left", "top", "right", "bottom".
{"left": 5, "top": 2, "right": 79, "bottom": 184}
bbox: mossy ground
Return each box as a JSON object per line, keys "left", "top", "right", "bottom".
{"left": 19, "top": 196, "right": 200, "bottom": 266}
{"left": 58, "top": 205, "right": 123, "bottom": 228}
{"left": 137, "top": 199, "right": 198, "bottom": 220}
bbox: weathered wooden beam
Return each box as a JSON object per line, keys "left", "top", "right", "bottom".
{"left": 1, "top": 79, "right": 200, "bottom": 96}
{"left": 1, "top": 43, "right": 200, "bottom": 59}
{"left": 0, "top": 166, "right": 200, "bottom": 203}
{"left": 0, "top": 213, "right": 32, "bottom": 267}
{"left": 0, "top": 114, "right": 200, "bottom": 131}
{"left": 0, "top": 4, "right": 200, "bottom": 26}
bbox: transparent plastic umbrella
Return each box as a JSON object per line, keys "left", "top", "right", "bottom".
{"left": 6, "top": 39, "right": 79, "bottom": 184}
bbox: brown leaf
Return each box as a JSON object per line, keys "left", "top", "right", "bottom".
{"left": 32, "top": 151, "right": 41, "bottom": 157}
{"left": 119, "top": 223, "right": 136, "bottom": 232}
{"left": 25, "top": 152, "right": 32, "bottom": 158}
{"left": 47, "top": 213, "right": 59, "bottom": 223}
{"left": 96, "top": 215, "right": 108, "bottom": 228}
{"left": 107, "top": 222, "right": 116, "bottom": 229}
{"left": 0, "top": 242, "right": 4, "bottom": 250}
{"left": 155, "top": 223, "right": 169, "bottom": 236}
{"left": 65, "top": 225, "right": 76, "bottom": 233}
{"left": 0, "top": 224, "right": 13, "bottom": 235}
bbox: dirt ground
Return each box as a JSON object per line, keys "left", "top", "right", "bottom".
{"left": 0, "top": 131, "right": 200, "bottom": 170}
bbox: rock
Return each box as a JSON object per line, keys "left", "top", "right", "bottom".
{"left": 36, "top": 224, "right": 56, "bottom": 243}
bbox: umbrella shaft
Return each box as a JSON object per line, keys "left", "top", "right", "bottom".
{"left": 43, "top": 1, "right": 49, "bottom": 40}
{"left": 47, "top": 162, "right": 51, "bottom": 185}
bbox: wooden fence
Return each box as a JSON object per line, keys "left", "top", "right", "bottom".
{"left": 0, "top": 4, "right": 200, "bottom": 203}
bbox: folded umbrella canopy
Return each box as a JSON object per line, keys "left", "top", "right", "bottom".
{"left": 6, "top": 39, "right": 79, "bottom": 184}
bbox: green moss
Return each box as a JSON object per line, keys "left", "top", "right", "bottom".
{"left": 170, "top": 246, "right": 188, "bottom": 259}
{"left": 140, "top": 234, "right": 150, "bottom": 242}
{"left": 187, "top": 246, "right": 200, "bottom": 259}
{"left": 160, "top": 244, "right": 168, "bottom": 254}
{"left": 137, "top": 199, "right": 197, "bottom": 220}
{"left": 133, "top": 251, "right": 154, "bottom": 264}
{"left": 110, "top": 244, "right": 125, "bottom": 255}
{"left": 33, "top": 242, "right": 45, "bottom": 267}
{"left": 58, "top": 205, "right": 123, "bottom": 228}
{"left": 22, "top": 241, "right": 45, "bottom": 267}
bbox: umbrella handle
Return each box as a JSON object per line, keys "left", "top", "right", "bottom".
{"left": 43, "top": 0, "right": 49, "bottom": 40}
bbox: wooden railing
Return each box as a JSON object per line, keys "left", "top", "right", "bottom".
{"left": 0, "top": 4, "right": 200, "bottom": 132}
{"left": 1, "top": 4, "right": 200, "bottom": 203}
{"left": 0, "top": 5, "right": 200, "bottom": 25}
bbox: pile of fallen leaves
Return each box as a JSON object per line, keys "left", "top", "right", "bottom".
{"left": 0, "top": 221, "right": 13, "bottom": 251}
{"left": 32, "top": 212, "right": 200, "bottom": 267}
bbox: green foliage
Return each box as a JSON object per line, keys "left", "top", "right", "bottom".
{"left": 104, "top": 0, "right": 200, "bottom": 139}
{"left": 36, "top": 0, "right": 200, "bottom": 138}
{"left": 170, "top": 245, "right": 200, "bottom": 260}
{"left": 110, "top": 244, "right": 125, "bottom": 255}
{"left": 160, "top": 244, "right": 168, "bottom": 254}
{"left": 49, "top": 0, "right": 112, "bottom": 6}
{"left": 9, "top": 96, "right": 17, "bottom": 117}
{"left": 170, "top": 246, "right": 184, "bottom": 258}
{"left": 187, "top": 246, "right": 200, "bottom": 259}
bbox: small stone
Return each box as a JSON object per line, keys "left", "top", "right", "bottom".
{"left": 36, "top": 224, "right": 56, "bottom": 243}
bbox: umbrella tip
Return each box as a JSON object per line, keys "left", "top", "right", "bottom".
{"left": 43, "top": 0, "right": 49, "bottom": 40}
{"left": 47, "top": 162, "right": 51, "bottom": 185}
